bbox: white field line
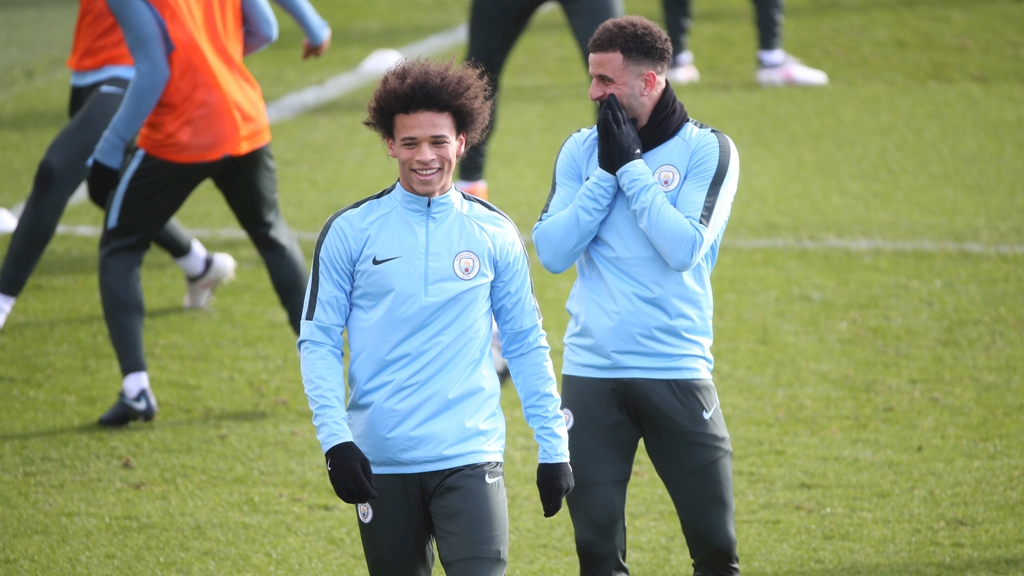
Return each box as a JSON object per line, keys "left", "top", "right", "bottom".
{"left": 4, "top": 11, "right": 1020, "bottom": 256}
{"left": 46, "top": 224, "right": 1024, "bottom": 254}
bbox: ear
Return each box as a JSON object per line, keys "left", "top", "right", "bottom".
{"left": 641, "top": 70, "right": 658, "bottom": 96}
{"left": 456, "top": 133, "right": 466, "bottom": 157}
{"left": 386, "top": 138, "right": 397, "bottom": 158}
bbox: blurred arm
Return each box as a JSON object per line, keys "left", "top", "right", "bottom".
{"left": 92, "top": 0, "right": 170, "bottom": 168}
{"left": 272, "top": 0, "right": 331, "bottom": 56}
{"left": 242, "top": 0, "right": 279, "bottom": 55}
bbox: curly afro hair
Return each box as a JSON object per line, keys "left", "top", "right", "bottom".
{"left": 588, "top": 16, "right": 673, "bottom": 74}
{"left": 364, "top": 58, "right": 493, "bottom": 150}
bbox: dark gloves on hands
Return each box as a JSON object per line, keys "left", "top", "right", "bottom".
{"left": 597, "top": 93, "right": 643, "bottom": 175}
{"left": 536, "top": 462, "right": 574, "bottom": 518}
{"left": 86, "top": 160, "right": 120, "bottom": 208}
{"left": 325, "top": 441, "right": 378, "bottom": 504}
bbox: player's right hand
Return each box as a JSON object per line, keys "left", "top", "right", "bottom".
{"left": 325, "top": 441, "right": 378, "bottom": 504}
{"left": 302, "top": 28, "right": 331, "bottom": 59}
{"left": 86, "top": 160, "right": 120, "bottom": 208}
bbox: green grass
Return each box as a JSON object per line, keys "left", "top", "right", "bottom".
{"left": 2, "top": 0, "right": 1023, "bottom": 574}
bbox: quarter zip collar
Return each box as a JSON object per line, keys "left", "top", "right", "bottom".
{"left": 395, "top": 180, "right": 460, "bottom": 218}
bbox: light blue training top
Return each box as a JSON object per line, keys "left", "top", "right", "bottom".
{"left": 299, "top": 182, "right": 570, "bottom": 474}
{"left": 533, "top": 117, "right": 740, "bottom": 380}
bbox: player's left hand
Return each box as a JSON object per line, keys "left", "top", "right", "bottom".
{"left": 302, "top": 28, "right": 331, "bottom": 59}
{"left": 597, "top": 93, "right": 643, "bottom": 175}
{"left": 536, "top": 462, "right": 574, "bottom": 517}
{"left": 86, "top": 160, "right": 120, "bottom": 208}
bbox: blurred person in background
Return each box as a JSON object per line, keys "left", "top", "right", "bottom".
{"left": 86, "top": 0, "right": 330, "bottom": 427}
{"left": 662, "top": 0, "right": 828, "bottom": 86}
{"left": 0, "top": 0, "right": 238, "bottom": 331}
{"left": 456, "top": 0, "right": 624, "bottom": 201}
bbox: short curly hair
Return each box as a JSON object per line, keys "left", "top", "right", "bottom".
{"left": 364, "top": 58, "right": 492, "bottom": 149}
{"left": 588, "top": 16, "right": 673, "bottom": 75}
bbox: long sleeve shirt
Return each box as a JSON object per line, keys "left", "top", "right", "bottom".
{"left": 533, "top": 118, "right": 740, "bottom": 379}
{"left": 299, "top": 183, "right": 570, "bottom": 474}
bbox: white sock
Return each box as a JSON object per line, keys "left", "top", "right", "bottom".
{"left": 758, "top": 48, "right": 787, "bottom": 67}
{"left": 0, "top": 293, "right": 15, "bottom": 329}
{"left": 674, "top": 50, "right": 695, "bottom": 67}
{"left": 122, "top": 371, "right": 150, "bottom": 398}
{"left": 174, "top": 238, "right": 210, "bottom": 278}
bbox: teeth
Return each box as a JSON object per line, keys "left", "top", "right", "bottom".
{"left": 413, "top": 168, "right": 439, "bottom": 175}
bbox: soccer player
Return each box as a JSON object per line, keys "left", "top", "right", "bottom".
{"left": 88, "top": 0, "right": 330, "bottom": 426}
{"left": 456, "top": 0, "right": 623, "bottom": 201}
{"left": 533, "top": 16, "right": 741, "bottom": 575}
{"left": 0, "top": 0, "right": 237, "bottom": 332}
{"left": 662, "top": 0, "right": 828, "bottom": 86}
{"left": 299, "top": 59, "right": 573, "bottom": 576}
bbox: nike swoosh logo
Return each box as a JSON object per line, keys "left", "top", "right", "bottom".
{"left": 327, "top": 458, "right": 331, "bottom": 471}
{"left": 123, "top": 396, "right": 148, "bottom": 411}
{"left": 702, "top": 402, "right": 718, "bottom": 420}
{"left": 485, "top": 474, "right": 501, "bottom": 484}
{"left": 372, "top": 255, "right": 400, "bottom": 265}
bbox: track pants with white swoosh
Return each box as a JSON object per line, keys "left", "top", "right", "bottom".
{"left": 561, "top": 376, "right": 739, "bottom": 576}
{"left": 355, "top": 462, "right": 508, "bottom": 576}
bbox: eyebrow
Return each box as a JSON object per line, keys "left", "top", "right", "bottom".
{"left": 398, "top": 134, "right": 452, "bottom": 142}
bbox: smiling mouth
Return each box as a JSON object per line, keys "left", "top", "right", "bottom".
{"left": 413, "top": 168, "right": 440, "bottom": 177}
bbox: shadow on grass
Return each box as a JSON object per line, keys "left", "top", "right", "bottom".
{"left": 0, "top": 410, "right": 269, "bottom": 441}
{"left": 762, "top": 555, "right": 1024, "bottom": 576}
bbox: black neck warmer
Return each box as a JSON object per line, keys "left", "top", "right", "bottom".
{"left": 637, "top": 80, "right": 689, "bottom": 152}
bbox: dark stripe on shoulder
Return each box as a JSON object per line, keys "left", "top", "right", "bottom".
{"left": 457, "top": 191, "right": 543, "bottom": 320}
{"left": 304, "top": 183, "right": 396, "bottom": 321}
{"left": 538, "top": 129, "right": 585, "bottom": 221}
{"left": 458, "top": 190, "right": 515, "bottom": 225}
{"left": 700, "top": 130, "right": 731, "bottom": 228}
{"left": 688, "top": 117, "right": 711, "bottom": 131}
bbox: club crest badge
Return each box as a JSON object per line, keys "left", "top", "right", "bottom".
{"left": 656, "top": 164, "right": 681, "bottom": 192}
{"left": 453, "top": 250, "right": 480, "bottom": 280}
{"left": 357, "top": 503, "right": 373, "bottom": 524}
{"left": 562, "top": 408, "right": 574, "bottom": 430}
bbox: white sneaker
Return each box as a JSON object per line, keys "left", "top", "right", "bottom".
{"left": 0, "top": 207, "right": 18, "bottom": 234}
{"left": 756, "top": 54, "right": 828, "bottom": 86}
{"left": 183, "top": 252, "right": 237, "bottom": 309}
{"left": 667, "top": 63, "right": 700, "bottom": 85}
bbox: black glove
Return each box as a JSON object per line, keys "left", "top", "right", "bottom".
{"left": 325, "top": 441, "right": 378, "bottom": 504}
{"left": 536, "top": 462, "right": 574, "bottom": 518}
{"left": 597, "top": 93, "right": 643, "bottom": 175}
{"left": 86, "top": 160, "right": 120, "bottom": 208}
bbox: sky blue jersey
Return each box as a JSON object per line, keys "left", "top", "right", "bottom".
{"left": 533, "top": 118, "right": 740, "bottom": 380}
{"left": 299, "top": 182, "right": 570, "bottom": 474}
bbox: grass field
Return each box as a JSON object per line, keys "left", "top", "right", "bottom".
{"left": 2, "top": 0, "right": 1023, "bottom": 574}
